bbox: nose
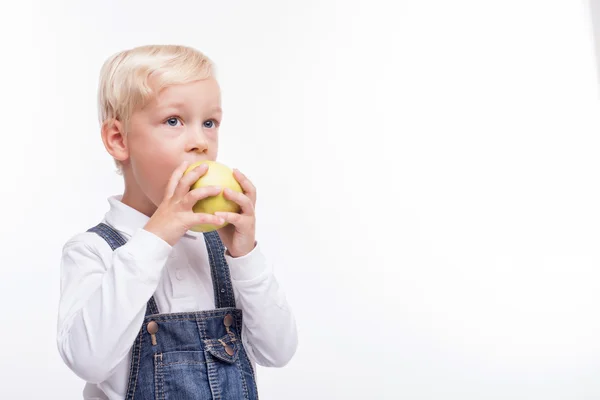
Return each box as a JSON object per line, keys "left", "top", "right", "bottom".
{"left": 186, "top": 125, "right": 209, "bottom": 154}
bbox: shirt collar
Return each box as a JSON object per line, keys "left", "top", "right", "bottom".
{"left": 104, "top": 195, "right": 151, "bottom": 239}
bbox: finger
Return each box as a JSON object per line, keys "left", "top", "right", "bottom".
{"left": 173, "top": 163, "right": 209, "bottom": 201}
{"left": 223, "top": 188, "right": 254, "bottom": 215}
{"left": 189, "top": 212, "right": 226, "bottom": 227}
{"left": 181, "top": 185, "right": 222, "bottom": 209}
{"left": 164, "top": 161, "right": 190, "bottom": 199}
{"left": 214, "top": 211, "right": 245, "bottom": 227}
{"left": 233, "top": 169, "right": 256, "bottom": 205}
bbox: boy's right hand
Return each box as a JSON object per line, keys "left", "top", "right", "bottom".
{"left": 144, "top": 161, "right": 224, "bottom": 246}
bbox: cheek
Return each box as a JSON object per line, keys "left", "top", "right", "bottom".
{"left": 132, "top": 155, "right": 173, "bottom": 204}
{"left": 128, "top": 133, "right": 182, "bottom": 203}
{"left": 207, "top": 134, "right": 219, "bottom": 160}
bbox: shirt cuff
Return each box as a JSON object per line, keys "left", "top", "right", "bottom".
{"left": 225, "top": 242, "right": 268, "bottom": 282}
{"left": 128, "top": 228, "right": 173, "bottom": 257}
{"left": 120, "top": 228, "right": 173, "bottom": 280}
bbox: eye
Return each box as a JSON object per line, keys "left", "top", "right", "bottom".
{"left": 203, "top": 119, "right": 218, "bottom": 129}
{"left": 165, "top": 117, "right": 182, "bottom": 127}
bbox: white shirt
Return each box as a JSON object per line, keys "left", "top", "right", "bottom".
{"left": 56, "top": 195, "right": 298, "bottom": 400}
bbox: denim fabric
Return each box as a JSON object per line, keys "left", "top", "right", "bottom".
{"left": 88, "top": 223, "right": 259, "bottom": 400}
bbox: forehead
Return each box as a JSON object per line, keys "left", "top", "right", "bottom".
{"left": 150, "top": 78, "right": 221, "bottom": 109}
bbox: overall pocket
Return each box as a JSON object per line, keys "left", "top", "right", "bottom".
{"left": 153, "top": 351, "right": 212, "bottom": 400}
{"left": 204, "top": 332, "right": 240, "bottom": 364}
{"left": 202, "top": 333, "right": 252, "bottom": 399}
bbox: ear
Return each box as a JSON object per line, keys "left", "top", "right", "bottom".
{"left": 101, "top": 119, "right": 129, "bottom": 163}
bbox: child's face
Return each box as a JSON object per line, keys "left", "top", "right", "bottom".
{"left": 126, "top": 78, "right": 222, "bottom": 208}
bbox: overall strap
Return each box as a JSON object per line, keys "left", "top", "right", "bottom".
{"left": 87, "top": 222, "right": 127, "bottom": 250}
{"left": 87, "top": 223, "right": 160, "bottom": 315}
{"left": 203, "top": 230, "right": 237, "bottom": 309}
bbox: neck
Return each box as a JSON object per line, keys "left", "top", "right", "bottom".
{"left": 120, "top": 167, "right": 158, "bottom": 218}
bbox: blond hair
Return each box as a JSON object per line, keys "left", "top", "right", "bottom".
{"left": 97, "top": 44, "right": 216, "bottom": 172}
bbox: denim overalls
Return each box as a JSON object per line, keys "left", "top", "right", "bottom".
{"left": 88, "top": 222, "right": 260, "bottom": 400}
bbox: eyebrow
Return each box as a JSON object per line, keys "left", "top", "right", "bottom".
{"left": 161, "top": 102, "right": 222, "bottom": 115}
{"left": 160, "top": 101, "right": 186, "bottom": 109}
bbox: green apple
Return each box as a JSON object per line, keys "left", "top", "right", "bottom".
{"left": 184, "top": 160, "right": 243, "bottom": 232}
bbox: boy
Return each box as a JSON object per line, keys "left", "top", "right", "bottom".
{"left": 56, "top": 45, "right": 298, "bottom": 400}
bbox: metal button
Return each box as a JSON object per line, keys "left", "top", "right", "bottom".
{"left": 147, "top": 321, "right": 159, "bottom": 334}
{"left": 224, "top": 314, "right": 234, "bottom": 327}
{"left": 224, "top": 344, "right": 234, "bottom": 356}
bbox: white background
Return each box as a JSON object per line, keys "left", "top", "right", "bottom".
{"left": 1, "top": 0, "right": 600, "bottom": 399}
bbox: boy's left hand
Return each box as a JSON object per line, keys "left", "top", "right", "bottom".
{"left": 214, "top": 169, "right": 257, "bottom": 258}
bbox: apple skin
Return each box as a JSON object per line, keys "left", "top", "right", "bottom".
{"left": 184, "top": 160, "right": 243, "bottom": 232}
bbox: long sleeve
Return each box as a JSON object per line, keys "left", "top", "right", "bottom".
{"left": 56, "top": 228, "right": 172, "bottom": 384}
{"left": 226, "top": 244, "right": 298, "bottom": 367}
